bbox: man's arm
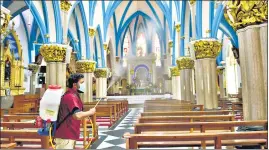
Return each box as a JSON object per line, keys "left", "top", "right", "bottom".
{"left": 72, "top": 108, "right": 96, "bottom": 120}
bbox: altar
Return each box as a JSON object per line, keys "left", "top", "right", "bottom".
{"left": 126, "top": 54, "right": 157, "bottom": 95}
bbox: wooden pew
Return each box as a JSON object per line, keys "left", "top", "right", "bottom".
{"left": 1, "top": 114, "right": 98, "bottom": 147}
{"left": 134, "top": 120, "right": 268, "bottom": 134}
{"left": 84, "top": 102, "right": 119, "bottom": 120}
{"left": 138, "top": 115, "right": 235, "bottom": 123}
{"left": 107, "top": 99, "right": 129, "bottom": 114}
{"left": 143, "top": 104, "right": 204, "bottom": 112}
{"left": 13, "top": 94, "right": 40, "bottom": 113}
{"left": 1, "top": 130, "right": 49, "bottom": 149}
{"left": 0, "top": 143, "right": 17, "bottom": 149}
{"left": 124, "top": 131, "right": 268, "bottom": 149}
{"left": 141, "top": 110, "right": 232, "bottom": 117}
{"left": 84, "top": 105, "right": 114, "bottom": 127}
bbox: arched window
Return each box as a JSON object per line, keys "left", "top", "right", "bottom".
{"left": 136, "top": 33, "right": 146, "bottom": 57}
{"left": 155, "top": 34, "right": 161, "bottom": 66}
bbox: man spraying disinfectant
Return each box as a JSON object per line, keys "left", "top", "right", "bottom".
{"left": 38, "top": 73, "right": 96, "bottom": 149}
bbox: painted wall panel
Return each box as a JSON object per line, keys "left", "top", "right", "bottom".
{"left": 32, "top": 1, "right": 45, "bottom": 25}
{"left": 115, "top": 1, "right": 129, "bottom": 30}
{"left": 8, "top": 1, "right": 26, "bottom": 16}
{"left": 93, "top": 2, "right": 103, "bottom": 36}
{"left": 22, "top": 10, "right": 33, "bottom": 38}
{"left": 69, "top": 15, "right": 78, "bottom": 40}
{"left": 82, "top": 1, "right": 89, "bottom": 25}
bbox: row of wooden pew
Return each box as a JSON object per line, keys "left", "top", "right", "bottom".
{"left": 124, "top": 99, "right": 267, "bottom": 149}
{"left": 0, "top": 96, "right": 129, "bottom": 149}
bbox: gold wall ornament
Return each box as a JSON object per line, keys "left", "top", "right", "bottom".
{"left": 175, "top": 24, "right": 181, "bottom": 32}
{"left": 76, "top": 60, "right": 96, "bottom": 73}
{"left": 94, "top": 68, "right": 108, "bottom": 78}
{"left": 176, "top": 57, "right": 195, "bottom": 70}
{"left": 190, "top": 0, "right": 196, "bottom": 5}
{"left": 193, "top": 40, "right": 222, "bottom": 59}
{"left": 103, "top": 43, "right": 108, "bottom": 51}
{"left": 168, "top": 41, "right": 173, "bottom": 48}
{"left": 28, "top": 64, "right": 39, "bottom": 74}
{"left": 170, "top": 66, "right": 180, "bottom": 76}
{"left": 224, "top": 1, "right": 268, "bottom": 31}
{"left": 60, "top": 0, "right": 72, "bottom": 12}
{"left": 40, "top": 44, "right": 67, "bottom": 62}
{"left": 89, "top": 28, "right": 96, "bottom": 37}
{"left": 217, "top": 68, "right": 224, "bottom": 75}
{"left": 0, "top": 12, "right": 11, "bottom": 35}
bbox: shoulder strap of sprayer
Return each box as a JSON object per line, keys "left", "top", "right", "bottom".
{"left": 56, "top": 91, "right": 76, "bottom": 130}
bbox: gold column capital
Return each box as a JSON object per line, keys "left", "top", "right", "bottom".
{"left": 94, "top": 68, "right": 108, "bottom": 78}
{"left": 40, "top": 44, "right": 67, "bottom": 62}
{"left": 217, "top": 68, "right": 224, "bottom": 75}
{"left": 60, "top": 0, "right": 72, "bottom": 12}
{"left": 175, "top": 23, "right": 181, "bottom": 32}
{"left": 76, "top": 60, "right": 96, "bottom": 73}
{"left": 28, "top": 64, "right": 39, "bottom": 74}
{"left": 193, "top": 39, "right": 222, "bottom": 59}
{"left": 103, "top": 43, "right": 108, "bottom": 51}
{"left": 176, "top": 57, "right": 195, "bottom": 70}
{"left": 115, "top": 56, "right": 120, "bottom": 62}
{"left": 170, "top": 66, "right": 180, "bottom": 77}
{"left": 89, "top": 27, "right": 96, "bottom": 37}
{"left": 224, "top": 1, "right": 268, "bottom": 31}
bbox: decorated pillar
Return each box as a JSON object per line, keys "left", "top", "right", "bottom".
{"left": 170, "top": 67, "right": 181, "bottom": 100}
{"left": 40, "top": 44, "right": 69, "bottom": 90}
{"left": 217, "top": 66, "right": 225, "bottom": 99}
{"left": 177, "top": 57, "right": 195, "bottom": 102}
{"left": 1, "top": 6, "right": 11, "bottom": 41}
{"left": 28, "top": 64, "right": 39, "bottom": 94}
{"left": 94, "top": 68, "right": 108, "bottom": 99}
{"left": 60, "top": 0, "right": 72, "bottom": 44}
{"left": 225, "top": 1, "right": 268, "bottom": 120}
{"left": 89, "top": 27, "right": 95, "bottom": 60}
{"left": 191, "top": 39, "right": 222, "bottom": 109}
{"left": 76, "top": 60, "right": 96, "bottom": 102}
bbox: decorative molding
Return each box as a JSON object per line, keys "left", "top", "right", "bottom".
{"left": 224, "top": 1, "right": 268, "bottom": 31}
{"left": 60, "top": 0, "right": 72, "bottom": 12}
{"left": 176, "top": 57, "right": 194, "bottom": 70}
{"left": 170, "top": 66, "right": 180, "bottom": 76}
{"left": 168, "top": 41, "right": 173, "bottom": 48}
{"left": 0, "top": 10, "right": 11, "bottom": 35}
{"left": 40, "top": 44, "right": 67, "bottom": 62}
{"left": 88, "top": 27, "right": 96, "bottom": 37}
{"left": 94, "top": 68, "right": 108, "bottom": 78}
{"left": 76, "top": 60, "right": 96, "bottom": 73}
{"left": 192, "top": 39, "right": 222, "bottom": 59}
{"left": 28, "top": 64, "right": 39, "bottom": 74}
{"left": 175, "top": 23, "right": 181, "bottom": 32}
{"left": 190, "top": 0, "right": 196, "bottom": 5}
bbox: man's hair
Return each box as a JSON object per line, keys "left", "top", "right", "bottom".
{"left": 67, "top": 73, "right": 84, "bottom": 88}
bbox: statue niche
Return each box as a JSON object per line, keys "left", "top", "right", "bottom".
{"left": 4, "top": 58, "right": 11, "bottom": 81}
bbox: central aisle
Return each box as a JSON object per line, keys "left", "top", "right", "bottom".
{"left": 90, "top": 108, "right": 142, "bottom": 149}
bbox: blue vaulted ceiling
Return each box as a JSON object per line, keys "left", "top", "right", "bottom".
{"left": 2, "top": 0, "right": 239, "bottom": 67}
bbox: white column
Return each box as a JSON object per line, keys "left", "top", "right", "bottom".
{"left": 237, "top": 24, "right": 267, "bottom": 120}
{"left": 170, "top": 67, "right": 180, "bottom": 99}
{"left": 177, "top": 57, "right": 195, "bottom": 102}
{"left": 49, "top": 62, "right": 57, "bottom": 85}
{"left": 76, "top": 60, "right": 96, "bottom": 102}
{"left": 191, "top": 39, "right": 222, "bottom": 109}
{"left": 94, "top": 68, "right": 108, "bottom": 99}
{"left": 217, "top": 66, "right": 225, "bottom": 99}
{"left": 152, "top": 62, "right": 156, "bottom": 85}
{"left": 127, "top": 64, "right": 131, "bottom": 84}
{"left": 28, "top": 64, "right": 39, "bottom": 94}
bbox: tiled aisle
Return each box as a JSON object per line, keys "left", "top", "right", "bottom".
{"left": 90, "top": 108, "right": 142, "bottom": 149}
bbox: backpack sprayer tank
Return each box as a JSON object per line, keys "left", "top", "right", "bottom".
{"left": 37, "top": 85, "right": 63, "bottom": 136}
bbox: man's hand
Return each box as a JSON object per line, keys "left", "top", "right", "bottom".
{"left": 89, "top": 108, "right": 96, "bottom": 115}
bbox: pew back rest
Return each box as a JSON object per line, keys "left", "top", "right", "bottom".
{"left": 138, "top": 115, "right": 235, "bottom": 123}
{"left": 141, "top": 111, "right": 232, "bottom": 117}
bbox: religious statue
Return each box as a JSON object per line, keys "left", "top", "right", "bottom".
{"left": 4, "top": 58, "right": 11, "bottom": 81}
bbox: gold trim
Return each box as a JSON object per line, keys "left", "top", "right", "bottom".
{"left": 76, "top": 60, "right": 96, "bottom": 73}
{"left": 60, "top": 0, "right": 72, "bottom": 12}
{"left": 0, "top": 12, "right": 11, "bottom": 35}
{"left": 175, "top": 24, "right": 181, "bottom": 32}
{"left": 193, "top": 40, "right": 222, "bottom": 59}
{"left": 170, "top": 67, "right": 180, "bottom": 76}
{"left": 176, "top": 57, "right": 194, "bottom": 70}
{"left": 190, "top": 0, "right": 196, "bottom": 5}
{"left": 28, "top": 64, "right": 39, "bottom": 74}
{"left": 224, "top": 1, "right": 268, "bottom": 31}
{"left": 89, "top": 28, "right": 96, "bottom": 37}
{"left": 168, "top": 41, "right": 173, "bottom": 48}
{"left": 40, "top": 45, "right": 67, "bottom": 62}
{"left": 94, "top": 68, "right": 108, "bottom": 78}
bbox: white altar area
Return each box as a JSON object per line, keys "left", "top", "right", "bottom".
{"left": 126, "top": 54, "right": 157, "bottom": 95}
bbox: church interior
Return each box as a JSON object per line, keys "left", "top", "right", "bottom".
{"left": 0, "top": 0, "right": 268, "bottom": 149}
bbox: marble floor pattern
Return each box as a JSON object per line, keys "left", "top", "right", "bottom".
{"left": 90, "top": 108, "right": 141, "bottom": 149}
